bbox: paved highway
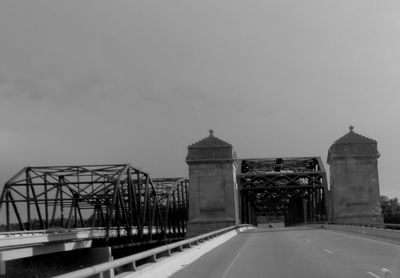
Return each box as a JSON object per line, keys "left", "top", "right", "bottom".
{"left": 171, "top": 227, "right": 399, "bottom": 278}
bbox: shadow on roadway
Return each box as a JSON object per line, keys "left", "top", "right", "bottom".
{"left": 245, "top": 226, "right": 324, "bottom": 234}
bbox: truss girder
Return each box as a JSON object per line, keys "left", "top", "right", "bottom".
{"left": 237, "top": 157, "right": 328, "bottom": 225}
{"left": 152, "top": 178, "right": 189, "bottom": 235}
{"left": 238, "top": 157, "right": 327, "bottom": 190}
{"left": 240, "top": 173, "right": 325, "bottom": 189}
{"left": 0, "top": 164, "right": 189, "bottom": 242}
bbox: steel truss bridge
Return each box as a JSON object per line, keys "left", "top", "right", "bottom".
{"left": 0, "top": 164, "right": 189, "bottom": 245}
{"left": 237, "top": 157, "right": 328, "bottom": 226}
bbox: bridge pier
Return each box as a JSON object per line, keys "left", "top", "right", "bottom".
{"left": 186, "top": 130, "right": 239, "bottom": 236}
{"left": 328, "top": 126, "right": 383, "bottom": 224}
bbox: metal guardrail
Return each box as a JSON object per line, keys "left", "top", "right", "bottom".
{"left": 303, "top": 221, "right": 400, "bottom": 230}
{"left": 327, "top": 222, "right": 400, "bottom": 230}
{"left": 52, "top": 224, "right": 254, "bottom": 278}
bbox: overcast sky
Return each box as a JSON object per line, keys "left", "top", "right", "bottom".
{"left": 0, "top": 1, "right": 400, "bottom": 197}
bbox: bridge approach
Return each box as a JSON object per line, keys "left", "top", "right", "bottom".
{"left": 0, "top": 127, "right": 385, "bottom": 277}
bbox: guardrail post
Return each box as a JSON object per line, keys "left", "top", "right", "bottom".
{"left": 121, "top": 262, "right": 136, "bottom": 272}
{"left": 162, "top": 249, "right": 172, "bottom": 257}
{"left": 0, "top": 260, "right": 5, "bottom": 278}
{"left": 94, "top": 247, "right": 114, "bottom": 278}
{"left": 99, "top": 270, "right": 113, "bottom": 278}
{"left": 150, "top": 254, "right": 157, "bottom": 263}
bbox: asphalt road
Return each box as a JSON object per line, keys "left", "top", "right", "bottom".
{"left": 170, "top": 227, "right": 399, "bottom": 278}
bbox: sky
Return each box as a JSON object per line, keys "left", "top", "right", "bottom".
{"left": 0, "top": 1, "right": 400, "bottom": 197}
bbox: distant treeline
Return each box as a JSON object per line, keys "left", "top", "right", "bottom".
{"left": 380, "top": 195, "right": 400, "bottom": 224}
{"left": 2, "top": 197, "right": 400, "bottom": 231}
{"left": 0, "top": 217, "right": 94, "bottom": 232}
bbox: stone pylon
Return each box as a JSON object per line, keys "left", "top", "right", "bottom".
{"left": 186, "top": 130, "right": 239, "bottom": 235}
{"left": 327, "top": 126, "right": 383, "bottom": 223}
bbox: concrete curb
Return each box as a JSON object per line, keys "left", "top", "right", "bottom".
{"left": 324, "top": 224, "right": 400, "bottom": 241}
{"left": 116, "top": 226, "right": 255, "bottom": 278}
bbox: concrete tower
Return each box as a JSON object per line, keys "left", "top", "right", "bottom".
{"left": 186, "top": 130, "right": 239, "bottom": 235}
{"left": 327, "top": 126, "right": 382, "bottom": 223}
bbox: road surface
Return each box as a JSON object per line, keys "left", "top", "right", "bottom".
{"left": 171, "top": 227, "right": 399, "bottom": 278}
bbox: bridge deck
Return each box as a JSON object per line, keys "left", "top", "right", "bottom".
{"left": 171, "top": 227, "right": 399, "bottom": 278}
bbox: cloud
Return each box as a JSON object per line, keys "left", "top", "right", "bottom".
{"left": 131, "top": 78, "right": 218, "bottom": 108}
{"left": 0, "top": 70, "right": 115, "bottom": 106}
{"left": 0, "top": 71, "right": 18, "bottom": 99}
{"left": 0, "top": 82, "right": 16, "bottom": 99}
{"left": 0, "top": 71, "right": 66, "bottom": 101}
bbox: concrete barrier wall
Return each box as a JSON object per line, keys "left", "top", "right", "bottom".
{"left": 323, "top": 224, "right": 400, "bottom": 242}
{"left": 52, "top": 225, "right": 256, "bottom": 278}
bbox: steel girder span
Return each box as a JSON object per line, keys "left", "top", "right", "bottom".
{"left": 0, "top": 164, "right": 189, "bottom": 242}
{"left": 237, "top": 157, "right": 328, "bottom": 226}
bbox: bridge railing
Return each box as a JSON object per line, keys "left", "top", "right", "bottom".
{"left": 327, "top": 222, "right": 400, "bottom": 230}
{"left": 0, "top": 226, "right": 183, "bottom": 249}
{"left": 304, "top": 221, "right": 400, "bottom": 230}
{"left": 52, "top": 224, "right": 254, "bottom": 278}
{"left": 303, "top": 221, "right": 400, "bottom": 233}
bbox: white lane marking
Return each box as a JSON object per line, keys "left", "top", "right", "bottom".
{"left": 325, "top": 229, "right": 400, "bottom": 248}
{"left": 382, "top": 268, "right": 392, "bottom": 278}
{"left": 367, "top": 271, "right": 381, "bottom": 278}
{"left": 305, "top": 238, "right": 311, "bottom": 242}
{"left": 323, "top": 248, "right": 333, "bottom": 254}
{"left": 220, "top": 238, "right": 248, "bottom": 278}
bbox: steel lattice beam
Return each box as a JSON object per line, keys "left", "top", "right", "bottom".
{"left": 0, "top": 164, "right": 189, "bottom": 242}
{"left": 237, "top": 157, "right": 328, "bottom": 225}
{"left": 238, "top": 157, "right": 327, "bottom": 189}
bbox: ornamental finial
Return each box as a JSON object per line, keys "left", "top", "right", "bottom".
{"left": 209, "top": 129, "right": 214, "bottom": 136}
{"left": 349, "top": 125, "right": 354, "bottom": 132}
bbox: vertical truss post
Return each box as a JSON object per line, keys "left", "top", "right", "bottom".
{"left": 9, "top": 193, "right": 23, "bottom": 230}
{"left": 5, "top": 190, "right": 10, "bottom": 231}
{"left": 77, "top": 197, "right": 84, "bottom": 227}
{"left": 322, "top": 188, "right": 327, "bottom": 221}
{"left": 177, "top": 184, "right": 183, "bottom": 233}
{"left": 44, "top": 175, "right": 49, "bottom": 229}
{"left": 50, "top": 179, "right": 61, "bottom": 227}
{"left": 172, "top": 191, "right": 177, "bottom": 235}
{"left": 165, "top": 193, "right": 171, "bottom": 234}
{"left": 74, "top": 198, "right": 77, "bottom": 228}
{"left": 320, "top": 188, "right": 324, "bottom": 221}
{"left": 66, "top": 197, "right": 75, "bottom": 229}
{"left": 241, "top": 191, "right": 248, "bottom": 224}
{"left": 60, "top": 177, "right": 64, "bottom": 228}
{"left": 132, "top": 172, "right": 141, "bottom": 238}
{"left": 310, "top": 190, "right": 314, "bottom": 222}
{"left": 109, "top": 181, "right": 119, "bottom": 233}
{"left": 143, "top": 176, "right": 150, "bottom": 229}
{"left": 136, "top": 171, "right": 143, "bottom": 240}
{"left": 117, "top": 186, "right": 131, "bottom": 239}
{"left": 149, "top": 194, "right": 156, "bottom": 240}
{"left": 27, "top": 171, "right": 44, "bottom": 229}
{"left": 25, "top": 170, "right": 31, "bottom": 230}
{"left": 127, "top": 169, "right": 134, "bottom": 230}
